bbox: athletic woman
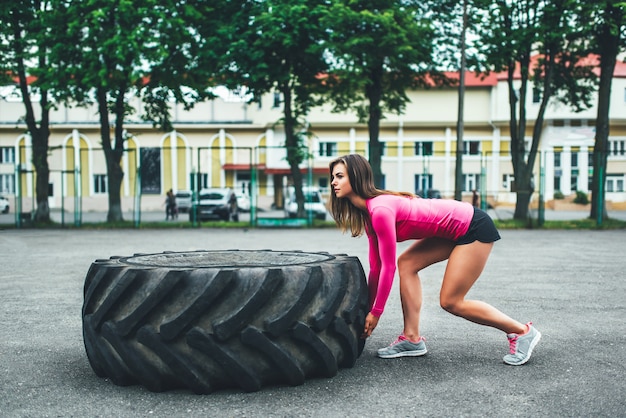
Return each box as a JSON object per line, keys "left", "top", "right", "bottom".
{"left": 329, "top": 154, "right": 540, "bottom": 365}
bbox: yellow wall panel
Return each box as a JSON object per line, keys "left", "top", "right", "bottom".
{"left": 65, "top": 141, "right": 75, "bottom": 195}
{"left": 162, "top": 138, "right": 173, "bottom": 192}
{"left": 127, "top": 144, "right": 138, "bottom": 196}
{"left": 386, "top": 141, "right": 398, "bottom": 157}
{"left": 337, "top": 142, "right": 351, "bottom": 155}
{"left": 211, "top": 147, "right": 221, "bottom": 187}
{"left": 177, "top": 137, "right": 187, "bottom": 190}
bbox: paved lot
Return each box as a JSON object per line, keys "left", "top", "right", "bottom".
{"left": 1, "top": 227, "right": 625, "bottom": 417}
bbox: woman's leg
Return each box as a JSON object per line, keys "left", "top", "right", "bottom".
{"left": 439, "top": 241, "right": 526, "bottom": 334}
{"left": 397, "top": 238, "right": 456, "bottom": 341}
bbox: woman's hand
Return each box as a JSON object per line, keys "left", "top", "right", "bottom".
{"left": 361, "top": 312, "right": 379, "bottom": 339}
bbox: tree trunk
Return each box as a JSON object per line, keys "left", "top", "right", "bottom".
{"left": 590, "top": 3, "right": 621, "bottom": 221}
{"left": 367, "top": 66, "right": 384, "bottom": 188}
{"left": 455, "top": 0, "right": 468, "bottom": 202}
{"left": 13, "top": 13, "right": 51, "bottom": 223}
{"left": 282, "top": 86, "right": 305, "bottom": 217}
{"left": 97, "top": 87, "right": 124, "bottom": 222}
{"left": 514, "top": 48, "right": 555, "bottom": 222}
{"left": 32, "top": 133, "right": 51, "bottom": 223}
{"left": 507, "top": 58, "right": 530, "bottom": 221}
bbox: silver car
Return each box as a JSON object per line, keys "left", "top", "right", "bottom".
{"left": 191, "top": 188, "right": 237, "bottom": 221}
{"left": 0, "top": 195, "right": 9, "bottom": 214}
{"left": 284, "top": 187, "right": 327, "bottom": 220}
{"left": 175, "top": 190, "right": 192, "bottom": 213}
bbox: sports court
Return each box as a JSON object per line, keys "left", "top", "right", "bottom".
{"left": 1, "top": 228, "right": 624, "bottom": 416}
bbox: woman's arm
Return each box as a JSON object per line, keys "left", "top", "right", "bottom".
{"left": 368, "top": 206, "right": 398, "bottom": 317}
{"left": 367, "top": 231, "right": 381, "bottom": 313}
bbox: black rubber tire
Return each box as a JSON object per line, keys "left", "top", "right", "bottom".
{"left": 82, "top": 249, "right": 368, "bottom": 393}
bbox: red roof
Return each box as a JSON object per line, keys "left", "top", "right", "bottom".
{"left": 264, "top": 167, "right": 328, "bottom": 175}
{"left": 222, "top": 163, "right": 264, "bottom": 171}
{"left": 442, "top": 71, "right": 499, "bottom": 87}
{"left": 7, "top": 54, "right": 626, "bottom": 89}
{"left": 441, "top": 54, "right": 626, "bottom": 87}
{"left": 223, "top": 164, "right": 328, "bottom": 175}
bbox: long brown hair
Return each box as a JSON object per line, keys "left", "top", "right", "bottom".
{"left": 329, "top": 154, "right": 414, "bottom": 237}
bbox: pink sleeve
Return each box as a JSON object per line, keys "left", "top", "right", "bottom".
{"left": 366, "top": 231, "right": 381, "bottom": 314}
{"left": 368, "top": 206, "right": 398, "bottom": 317}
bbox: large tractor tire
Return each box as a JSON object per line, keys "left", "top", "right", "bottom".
{"left": 82, "top": 249, "right": 368, "bottom": 394}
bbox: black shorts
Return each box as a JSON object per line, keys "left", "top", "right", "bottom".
{"left": 456, "top": 208, "right": 501, "bottom": 245}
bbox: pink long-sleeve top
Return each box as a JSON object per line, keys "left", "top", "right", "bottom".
{"left": 365, "top": 194, "right": 474, "bottom": 317}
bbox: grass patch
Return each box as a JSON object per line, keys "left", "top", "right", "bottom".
{"left": 5, "top": 216, "right": 626, "bottom": 230}
{"left": 495, "top": 217, "right": 626, "bottom": 230}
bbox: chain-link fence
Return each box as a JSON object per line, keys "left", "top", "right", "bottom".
{"left": 2, "top": 144, "right": 624, "bottom": 228}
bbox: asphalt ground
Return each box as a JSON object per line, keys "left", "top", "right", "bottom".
{"left": 1, "top": 227, "right": 625, "bottom": 417}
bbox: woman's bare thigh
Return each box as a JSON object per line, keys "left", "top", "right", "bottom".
{"left": 398, "top": 237, "right": 456, "bottom": 273}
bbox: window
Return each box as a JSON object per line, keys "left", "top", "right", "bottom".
{"left": 532, "top": 87, "right": 541, "bottom": 103}
{"left": 554, "top": 175, "right": 562, "bottom": 192}
{"left": 571, "top": 152, "right": 578, "bottom": 168}
{"left": 318, "top": 177, "right": 329, "bottom": 193}
{"left": 318, "top": 142, "right": 337, "bottom": 157}
{"left": 571, "top": 175, "right": 578, "bottom": 192}
{"left": 140, "top": 148, "right": 161, "bottom": 194}
{"left": 502, "top": 174, "right": 514, "bottom": 191}
{"left": 463, "top": 141, "right": 480, "bottom": 156}
{"left": 0, "top": 147, "right": 15, "bottom": 163}
{"left": 554, "top": 151, "right": 562, "bottom": 167}
{"left": 0, "top": 174, "right": 15, "bottom": 194}
{"left": 606, "top": 175, "right": 625, "bottom": 192}
{"left": 93, "top": 175, "right": 107, "bottom": 194}
{"left": 190, "top": 173, "right": 208, "bottom": 191}
{"left": 415, "top": 141, "right": 433, "bottom": 156}
{"left": 462, "top": 174, "right": 480, "bottom": 192}
{"left": 272, "top": 92, "right": 281, "bottom": 108}
{"left": 414, "top": 174, "right": 433, "bottom": 193}
{"left": 610, "top": 140, "right": 625, "bottom": 156}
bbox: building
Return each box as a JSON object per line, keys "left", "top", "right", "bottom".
{"left": 1, "top": 62, "right": 625, "bottom": 214}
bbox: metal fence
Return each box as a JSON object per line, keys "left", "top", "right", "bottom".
{"left": 2, "top": 144, "right": 624, "bottom": 228}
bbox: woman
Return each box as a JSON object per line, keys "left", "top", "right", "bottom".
{"left": 329, "top": 154, "right": 540, "bottom": 365}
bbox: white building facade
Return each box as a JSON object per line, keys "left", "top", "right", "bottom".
{"left": 1, "top": 63, "right": 625, "bottom": 212}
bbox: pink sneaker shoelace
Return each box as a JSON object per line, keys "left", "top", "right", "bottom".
{"left": 390, "top": 334, "right": 424, "bottom": 346}
{"left": 507, "top": 334, "right": 519, "bottom": 354}
{"left": 507, "top": 322, "right": 532, "bottom": 354}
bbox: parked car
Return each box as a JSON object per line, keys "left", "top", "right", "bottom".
{"left": 175, "top": 190, "right": 192, "bottom": 213}
{"left": 284, "top": 186, "right": 327, "bottom": 220}
{"left": 236, "top": 192, "right": 251, "bottom": 212}
{"left": 416, "top": 189, "right": 442, "bottom": 199}
{"left": 0, "top": 195, "right": 9, "bottom": 214}
{"left": 191, "top": 188, "right": 236, "bottom": 221}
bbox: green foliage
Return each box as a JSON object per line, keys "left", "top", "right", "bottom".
{"left": 2, "top": 0, "right": 625, "bottom": 223}
{"left": 554, "top": 190, "right": 565, "bottom": 200}
{"left": 321, "top": 0, "right": 439, "bottom": 119}
{"left": 223, "top": 0, "right": 331, "bottom": 200}
{"left": 574, "top": 190, "right": 590, "bottom": 204}
{"left": 471, "top": 0, "right": 597, "bottom": 221}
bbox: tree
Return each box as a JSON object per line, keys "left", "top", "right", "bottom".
{"left": 428, "top": 0, "right": 491, "bottom": 201}
{"left": 225, "top": 0, "right": 330, "bottom": 217}
{"left": 0, "top": 0, "right": 56, "bottom": 223}
{"left": 322, "top": 0, "right": 439, "bottom": 188}
{"left": 47, "top": 0, "right": 210, "bottom": 222}
{"left": 476, "top": 0, "right": 596, "bottom": 220}
{"left": 584, "top": 1, "right": 626, "bottom": 222}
